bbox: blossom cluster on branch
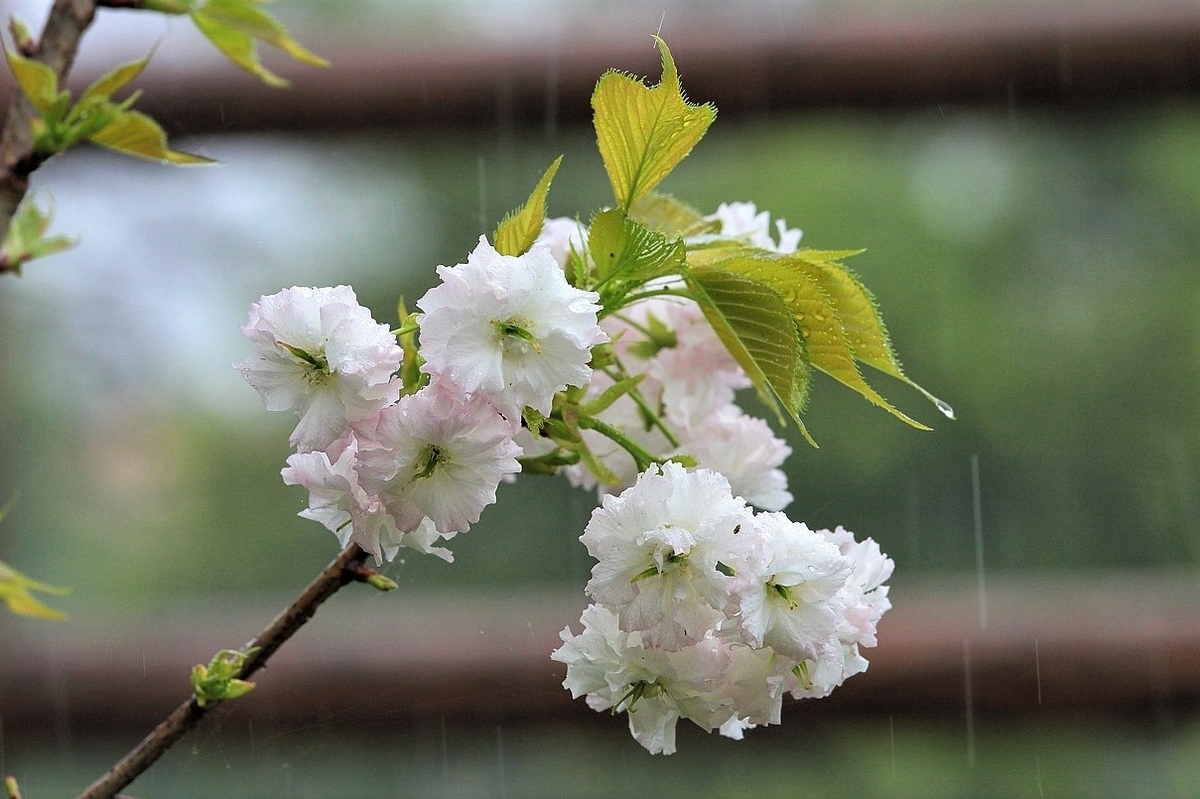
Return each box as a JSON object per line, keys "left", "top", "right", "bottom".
{"left": 237, "top": 239, "right": 606, "bottom": 563}
{"left": 235, "top": 38, "right": 946, "bottom": 754}
{"left": 555, "top": 464, "right": 892, "bottom": 754}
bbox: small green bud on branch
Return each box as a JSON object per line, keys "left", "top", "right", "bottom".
{"left": 190, "top": 648, "right": 258, "bottom": 707}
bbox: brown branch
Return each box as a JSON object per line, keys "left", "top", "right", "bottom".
{"left": 76, "top": 542, "right": 372, "bottom": 799}
{"left": 0, "top": 0, "right": 98, "bottom": 240}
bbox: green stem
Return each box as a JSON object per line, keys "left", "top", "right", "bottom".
{"left": 576, "top": 412, "right": 660, "bottom": 474}
{"left": 598, "top": 286, "right": 693, "bottom": 319}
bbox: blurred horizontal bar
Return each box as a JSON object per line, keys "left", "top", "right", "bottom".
{"left": 6, "top": 1, "right": 1200, "bottom": 136}
{"left": 4, "top": 571, "right": 1198, "bottom": 733}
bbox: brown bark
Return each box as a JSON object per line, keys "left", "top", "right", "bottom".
{"left": 0, "top": 0, "right": 97, "bottom": 242}
{"left": 76, "top": 543, "right": 372, "bottom": 799}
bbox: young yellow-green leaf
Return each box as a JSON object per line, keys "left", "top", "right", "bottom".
{"left": 4, "top": 45, "right": 63, "bottom": 117}
{"left": 142, "top": 0, "right": 192, "bottom": 12}
{"left": 696, "top": 249, "right": 930, "bottom": 430}
{"left": 0, "top": 559, "right": 70, "bottom": 620}
{"left": 798, "top": 249, "right": 955, "bottom": 419}
{"left": 494, "top": 155, "right": 563, "bottom": 257}
{"left": 190, "top": 0, "right": 329, "bottom": 88}
{"left": 0, "top": 498, "right": 69, "bottom": 618}
{"left": 588, "top": 208, "right": 685, "bottom": 288}
{"left": 89, "top": 109, "right": 213, "bottom": 164}
{"left": 581, "top": 374, "right": 645, "bottom": 417}
{"left": 395, "top": 297, "right": 425, "bottom": 396}
{"left": 685, "top": 264, "right": 815, "bottom": 445}
{"left": 60, "top": 98, "right": 124, "bottom": 148}
{"left": 629, "top": 192, "right": 718, "bottom": 238}
{"left": 2, "top": 197, "right": 75, "bottom": 274}
{"left": 9, "top": 16, "right": 35, "bottom": 52}
{"left": 79, "top": 55, "right": 151, "bottom": 106}
{"left": 191, "top": 647, "right": 258, "bottom": 707}
{"left": 201, "top": 0, "right": 328, "bottom": 66}
{"left": 592, "top": 37, "right": 715, "bottom": 209}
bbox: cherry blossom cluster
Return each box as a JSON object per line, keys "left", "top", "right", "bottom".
{"left": 552, "top": 462, "right": 893, "bottom": 754}
{"left": 235, "top": 201, "right": 894, "bottom": 755}
{"left": 236, "top": 238, "right": 606, "bottom": 562}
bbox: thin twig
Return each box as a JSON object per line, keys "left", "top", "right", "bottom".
{"left": 0, "top": 0, "right": 98, "bottom": 238}
{"left": 76, "top": 543, "right": 371, "bottom": 799}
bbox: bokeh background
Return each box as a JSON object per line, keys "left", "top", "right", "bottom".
{"left": 2, "top": 1, "right": 1199, "bottom": 796}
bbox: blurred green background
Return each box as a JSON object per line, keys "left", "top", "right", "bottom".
{"left": 3, "top": 0, "right": 1200, "bottom": 795}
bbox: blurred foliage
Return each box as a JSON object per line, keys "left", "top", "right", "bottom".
{"left": 2, "top": 102, "right": 1199, "bottom": 603}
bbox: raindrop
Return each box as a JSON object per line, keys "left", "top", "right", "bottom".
{"left": 1034, "top": 638, "right": 1042, "bottom": 705}
{"left": 905, "top": 472, "right": 921, "bottom": 563}
{"left": 477, "top": 156, "right": 488, "bottom": 235}
{"left": 440, "top": 715, "right": 449, "bottom": 780}
{"left": 972, "top": 454, "right": 987, "bottom": 631}
{"left": 889, "top": 714, "right": 897, "bottom": 779}
{"left": 913, "top": 382, "right": 955, "bottom": 419}
{"left": 544, "top": 43, "right": 561, "bottom": 141}
{"left": 963, "top": 639, "right": 976, "bottom": 769}
{"left": 495, "top": 725, "right": 507, "bottom": 798}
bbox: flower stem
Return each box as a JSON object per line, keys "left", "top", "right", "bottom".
{"left": 576, "top": 412, "right": 660, "bottom": 473}
{"left": 76, "top": 543, "right": 372, "bottom": 799}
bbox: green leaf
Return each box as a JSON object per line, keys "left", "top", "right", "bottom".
{"left": 89, "top": 109, "right": 213, "bottom": 164}
{"left": 494, "top": 155, "right": 563, "bottom": 257}
{"left": 9, "top": 17, "right": 35, "bottom": 53}
{"left": 629, "top": 192, "right": 718, "bottom": 238}
{"left": 1, "top": 197, "right": 75, "bottom": 274}
{"left": 588, "top": 208, "right": 685, "bottom": 289}
{"left": 4, "top": 44, "right": 64, "bottom": 118}
{"left": 190, "top": 0, "right": 329, "bottom": 88}
{"left": 581, "top": 374, "right": 645, "bottom": 416}
{"left": 395, "top": 297, "right": 425, "bottom": 396}
{"left": 79, "top": 55, "right": 151, "bottom": 107}
{"left": 191, "top": 647, "right": 258, "bottom": 707}
{"left": 0, "top": 559, "right": 70, "bottom": 620}
{"left": 797, "top": 249, "right": 955, "bottom": 420}
{"left": 592, "top": 37, "right": 715, "bottom": 209}
{"left": 695, "top": 249, "right": 931, "bottom": 430}
{"left": 141, "top": 0, "right": 193, "bottom": 12}
{"left": 0, "top": 498, "right": 69, "bottom": 620}
{"left": 4, "top": 43, "right": 206, "bottom": 168}
{"left": 685, "top": 264, "right": 815, "bottom": 445}
{"left": 60, "top": 99, "right": 123, "bottom": 148}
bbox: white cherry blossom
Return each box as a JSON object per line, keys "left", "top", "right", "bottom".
{"left": 580, "top": 463, "right": 753, "bottom": 650}
{"left": 416, "top": 236, "right": 607, "bottom": 419}
{"left": 236, "top": 286, "right": 402, "bottom": 452}
{"left": 356, "top": 382, "right": 522, "bottom": 536}
{"left": 695, "top": 201, "right": 802, "bottom": 254}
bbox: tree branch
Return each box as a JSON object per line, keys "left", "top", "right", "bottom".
{"left": 76, "top": 542, "right": 372, "bottom": 799}
{"left": 0, "top": 0, "right": 99, "bottom": 240}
